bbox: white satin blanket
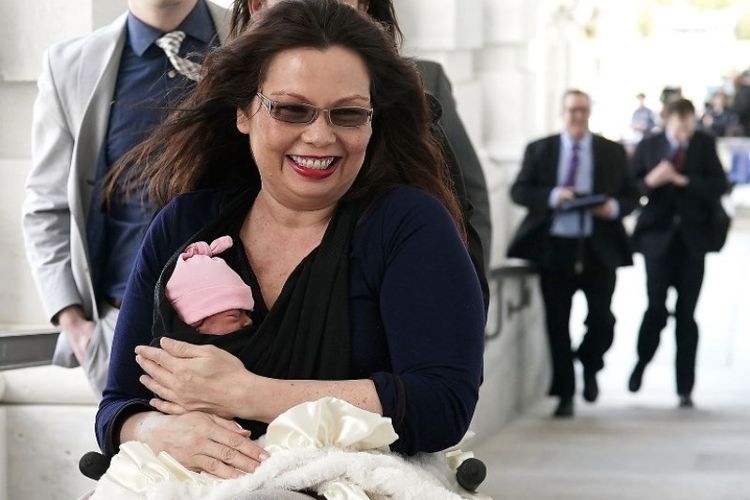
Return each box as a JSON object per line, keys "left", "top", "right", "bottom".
{"left": 90, "top": 397, "right": 491, "bottom": 500}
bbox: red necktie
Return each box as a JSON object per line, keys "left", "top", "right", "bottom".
{"left": 673, "top": 145, "right": 686, "bottom": 173}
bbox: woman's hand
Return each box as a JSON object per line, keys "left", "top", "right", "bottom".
{"left": 120, "top": 410, "right": 267, "bottom": 479}
{"left": 134, "top": 338, "right": 257, "bottom": 420}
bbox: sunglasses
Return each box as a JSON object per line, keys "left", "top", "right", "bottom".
{"left": 256, "top": 92, "right": 373, "bottom": 128}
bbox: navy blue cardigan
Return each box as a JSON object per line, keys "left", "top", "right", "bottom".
{"left": 96, "top": 186, "right": 485, "bottom": 456}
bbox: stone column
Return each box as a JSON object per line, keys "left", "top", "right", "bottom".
{"left": 394, "top": 0, "right": 575, "bottom": 262}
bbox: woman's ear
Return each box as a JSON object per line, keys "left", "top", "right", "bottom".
{"left": 248, "top": 0, "right": 264, "bottom": 14}
{"left": 359, "top": 1, "right": 370, "bottom": 12}
{"left": 236, "top": 107, "right": 252, "bottom": 134}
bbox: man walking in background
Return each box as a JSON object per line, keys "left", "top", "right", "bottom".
{"left": 508, "top": 89, "right": 639, "bottom": 417}
{"left": 22, "top": 0, "right": 229, "bottom": 395}
{"left": 629, "top": 98, "right": 728, "bottom": 408}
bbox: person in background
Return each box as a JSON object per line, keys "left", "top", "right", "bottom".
{"left": 631, "top": 92, "right": 657, "bottom": 140}
{"left": 629, "top": 98, "right": 728, "bottom": 408}
{"left": 96, "top": 0, "right": 485, "bottom": 486}
{"left": 232, "top": 0, "right": 493, "bottom": 285}
{"left": 732, "top": 70, "right": 750, "bottom": 136}
{"left": 21, "top": 0, "right": 230, "bottom": 395}
{"left": 508, "top": 89, "right": 639, "bottom": 418}
{"left": 700, "top": 90, "right": 739, "bottom": 138}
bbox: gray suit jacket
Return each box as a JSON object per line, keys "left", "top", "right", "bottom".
{"left": 415, "top": 60, "right": 492, "bottom": 269}
{"left": 22, "top": 2, "right": 230, "bottom": 369}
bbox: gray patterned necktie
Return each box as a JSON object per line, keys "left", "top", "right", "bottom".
{"left": 155, "top": 30, "right": 201, "bottom": 82}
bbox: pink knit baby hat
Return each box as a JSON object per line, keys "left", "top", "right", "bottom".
{"left": 165, "top": 236, "right": 254, "bottom": 326}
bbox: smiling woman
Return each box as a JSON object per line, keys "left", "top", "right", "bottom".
{"left": 95, "top": 0, "right": 485, "bottom": 487}
{"left": 236, "top": 46, "right": 373, "bottom": 210}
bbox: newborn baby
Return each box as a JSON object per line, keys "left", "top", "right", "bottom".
{"left": 165, "top": 235, "right": 254, "bottom": 335}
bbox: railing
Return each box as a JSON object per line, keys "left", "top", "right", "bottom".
{"left": 0, "top": 330, "right": 58, "bottom": 371}
{"left": 485, "top": 261, "right": 536, "bottom": 341}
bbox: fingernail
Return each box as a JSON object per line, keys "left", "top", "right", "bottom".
{"left": 160, "top": 337, "right": 176, "bottom": 347}
{"left": 259, "top": 451, "right": 270, "bottom": 461}
{"left": 135, "top": 355, "right": 141, "bottom": 364}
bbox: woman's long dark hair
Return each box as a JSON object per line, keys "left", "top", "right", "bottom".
{"left": 230, "top": 0, "right": 404, "bottom": 45}
{"left": 105, "top": 0, "right": 462, "bottom": 234}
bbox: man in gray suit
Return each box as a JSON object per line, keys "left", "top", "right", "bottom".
{"left": 22, "top": 0, "right": 230, "bottom": 395}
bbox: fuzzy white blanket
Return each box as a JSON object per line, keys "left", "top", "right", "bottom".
{"left": 90, "top": 398, "right": 492, "bottom": 500}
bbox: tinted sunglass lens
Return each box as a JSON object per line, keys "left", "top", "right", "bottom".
{"left": 272, "top": 104, "right": 316, "bottom": 123}
{"left": 330, "top": 108, "right": 370, "bottom": 127}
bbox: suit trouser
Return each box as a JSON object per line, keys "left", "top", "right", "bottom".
{"left": 539, "top": 238, "right": 617, "bottom": 399}
{"left": 85, "top": 303, "right": 119, "bottom": 396}
{"left": 637, "top": 235, "right": 705, "bottom": 396}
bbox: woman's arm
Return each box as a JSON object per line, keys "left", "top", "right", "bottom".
{"left": 96, "top": 191, "right": 268, "bottom": 478}
{"left": 136, "top": 337, "right": 382, "bottom": 421}
{"left": 367, "top": 189, "right": 485, "bottom": 453}
{"left": 95, "top": 198, "right": 179, "bottom": 455}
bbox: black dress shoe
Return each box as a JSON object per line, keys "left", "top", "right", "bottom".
{"left": 628, "top": 362, "right": 645, "bottom": 393}
{"left": 553, "top": 397, "right": 574, "bottom": 417}
{"left": 582, "top": 372, "right": 599, "bottom": 403}
{"left": 678, "top": 394, "right": 694, "bottom": 408}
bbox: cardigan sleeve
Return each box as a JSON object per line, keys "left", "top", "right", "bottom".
{"left": 95, "top": 191, "right": 222, "bottom": 456}
{"left": 367, "top": 188, "right": 485, "bottom": 454}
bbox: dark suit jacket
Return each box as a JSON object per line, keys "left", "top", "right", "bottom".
{"left": 631, "top": 131, "right": 728, "bottom": 257}
{"left": 507, "top": 134, "right": 638, "bottom": 269}
{"left": 416, "top": 60, "right": 492, "bottom": 270}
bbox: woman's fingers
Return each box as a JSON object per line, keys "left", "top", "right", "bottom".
{"left": 135, "top": 353, "right": 174, "bottom": 383}
{"left": 200, "top": 427, "right": 267, "bottom": 475}
{"left": 149, "top": 397, "right": 188, "bottom": 416}
{"left": 210, "top": 416, "right": 269, "bottom": 465}
{"left": 211, "top": 416, "right": 252, "bottom": 438}
{"left": 192, "top": 453, "right": 246, "bottom": 479}
{"left": 139, "top": 374, "right": 177, "bottom": 404}
{"left": 159, "top": 337, "right": 208, "bottom": 359}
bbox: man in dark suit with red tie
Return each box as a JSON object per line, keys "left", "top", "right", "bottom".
{"left": 508, "top": 89, "right": 639, "bottom": 417}
{"left": 629, "top": 98, "right": 728, "bottom": 408}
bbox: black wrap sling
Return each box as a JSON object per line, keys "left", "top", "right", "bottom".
{"left": 151, "top": 187, "right": 361, "bottom": 437}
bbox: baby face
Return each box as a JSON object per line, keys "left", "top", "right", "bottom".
{"left": 193, "top": 309, "right": 252, "bottom": 335}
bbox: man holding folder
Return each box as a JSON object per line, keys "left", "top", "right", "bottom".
{"left": 508, "top": 89, "right": 639, "bottom": 417}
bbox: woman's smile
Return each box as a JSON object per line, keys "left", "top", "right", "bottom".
{"left": 287, "top": 154, "right": 341, "bottom": 180}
